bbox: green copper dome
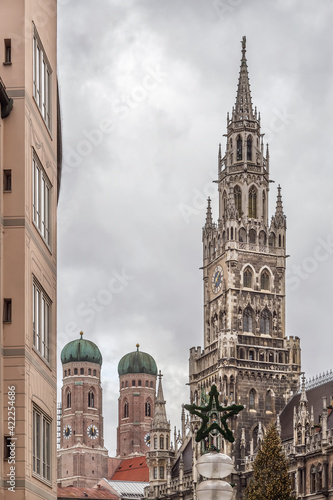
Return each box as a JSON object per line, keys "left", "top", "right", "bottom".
{"left": 61, "top": 332, "right": 102, "bottom": 366}
{"left": 118, "top": 344, "right": 157, "bottom": 376}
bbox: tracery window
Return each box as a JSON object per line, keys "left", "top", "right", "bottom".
{"left": 243, "top": 268, "right": 252, "bottom": 288}
{"left": 261, "top": 270, "right": 270, "bottom": 290}
{"left": 260, "top": 308, "right": 270, "bottom": 335}
{"left": 243, "top": 307, "right": 253, "bottom": 333}
{"left": 237, "top": 136, "right": 242, "bottom": 161}
{"left": 249, "top": 389, "right": 256, "bottom": 410}
{"left": 265, "top": 390, "right": 272, "bottom": 411}
{"left": 234, "top": 185, "right": 242, "bottom": 216}
{"left": 247, "top": 136, "right": 252, "bottom": 161}
{"left": 248, "top": 186, "right": 257, "bottom": 218}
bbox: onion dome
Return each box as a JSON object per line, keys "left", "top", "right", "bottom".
{"left": 61, "top": 332, "right": 102, "bottom": 365}
{"left": 118, "top": 344, "right": 157, "bottom": 376}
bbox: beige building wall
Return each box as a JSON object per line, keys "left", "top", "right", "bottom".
{"left": 0, "top": 1, "right": 60, "bottom": 499}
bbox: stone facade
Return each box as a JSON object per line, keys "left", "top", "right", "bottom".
{"left": 0, "top": 2, "right": 61, "bottom": 498}
{"left": 188, "top": 36, "right": 301, "bottom": 478}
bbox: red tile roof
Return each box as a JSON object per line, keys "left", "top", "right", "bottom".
{"left": 57, "top": 486, "right": 118, "bottom": 499}
{"left": 111, "top": 456, "right": 149, "bottom": 482}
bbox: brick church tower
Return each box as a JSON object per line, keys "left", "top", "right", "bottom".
{"left": 117, "top": 344, "right": 157, "bottom": 457}
{"left": 57, "top": 332, "right": 108, "bottom": 487}
{"left": 189, "top": 37, "right": 301, "bottom": 472}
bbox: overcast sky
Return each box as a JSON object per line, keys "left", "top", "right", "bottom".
{"left": 57, "top": 0, "right": 333, "bottom": 455}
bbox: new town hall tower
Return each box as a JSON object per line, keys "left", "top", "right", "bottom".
{"left": 189, "top": 37, "right": 301, "bottom": 470}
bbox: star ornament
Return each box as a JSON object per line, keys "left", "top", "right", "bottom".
{"left": 184, "top": 384, "right": 244, "bottom": 443}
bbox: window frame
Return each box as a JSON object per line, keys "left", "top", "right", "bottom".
{"left": 33, "top": 24, "right": 52, "bottom": 131}
{"left": 32, "top": 152, "right": 51, "bottom": 247}
{"left": 32, "top": 405, "right": 51, "bottom": 484}
{"left": 32, "top": 279, "right": 51, "bottom": 363}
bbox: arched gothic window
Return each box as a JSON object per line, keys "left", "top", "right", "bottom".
{"left": 249, "top": 389, "right": 256, "bottom": 410}
{"left": 234, "top": 186, "right": 242, "bottom": 216}
{"left": 249, "top": 229, "right": 256, "bottom": 244}
{"left": 222, "top": 191, "right": 227, "bottom": 215}
{"left": 145, "top": 400, "right": 151, "bottom": 417}
{"left": 66, "top": 391, "right": 71, "bottom": 408}
{"left": 248, "top": 186, "right": 257, "bottom": 218}
{"left": 160, "top": 436, "right": 164, "bottom": 449}
{"left": 88, "top": 390, "right": 95, "bottom": 408}
{"left": 310, "top": 466, "right": 316, "bottom": 493}
{"left": 243, "top": 268, "right": 252, "bottom": 288}
{"left": 239, "top": 228, "right": 246, "bottom": 243}
{"left": 247, "top": 136, "right": 252, "bottom": 161}
{"left": 260, "top": 309, "right": 271, "bottom": 335}
{"left": 265, "top": 390, "right": 272, "bottom": 411}
{"left": 237, "top": 136, "right": 242, "bottom": 161}
{"left": 261, "top": 270, "right": 270, "bottom": 290}
{"left": 269, "top": 233, "right": 275, "bottom": 247}
{"left": 124, "top": 400, "right": 129, "bottom": 418}
{"left": 243, "top": 307, "right": 253, "bottom": 333}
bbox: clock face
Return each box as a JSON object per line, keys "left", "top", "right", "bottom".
{"left": 87, "top": 424, "right": 99, "bottom": 439}
{"left": 211, "top": 265, "right": 223, "bottom": 294}
{"left": 63, "top": 425, "right": 72, "bottom": 439}
{"left": 144, "top": 433, "right": 151, "bottom": 447}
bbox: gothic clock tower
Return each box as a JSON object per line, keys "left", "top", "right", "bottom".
{"left": 57, "top": 332, "right": 108, "bottom": 487}
{"left": 189, "top": 37, "right": 301, "bottom": 470}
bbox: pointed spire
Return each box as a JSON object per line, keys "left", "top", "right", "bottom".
{"left": 272, "top": 185, "right": 286, "bottom": 228}
{"left": 152, "top": 371, "right": 168, "bottom": 429}
{"left": 205, "top": 197, "right": 213, "bottom": 228}
{"left": 300, "top": 373, "right": 307, "bottom": 404}
{"left": 234, "top": 36, "right": 254, "bottom": 121}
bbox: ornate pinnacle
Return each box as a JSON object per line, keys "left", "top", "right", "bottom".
{"left": 205, "top": 197, "right": 213, "bottom": 228}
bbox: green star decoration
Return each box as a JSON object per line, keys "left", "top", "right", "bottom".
{"left": 184, "top": 385, "right": 244, "bottom": 443}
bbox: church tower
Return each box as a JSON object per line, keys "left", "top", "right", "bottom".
{"left": 189, "top": 37, "right": 301, "bottom": 471}
{"left": 146, "top": 372, "right": 174, "bottom": 488}
{"left": 57, "top": 332, "right": 108, "bottom": 487}
{"left": 117, "top": 344, "right": 158, "bottom": 457}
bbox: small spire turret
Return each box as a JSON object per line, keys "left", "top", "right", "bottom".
{"left": 205, "top": 197, "right": 213, "bottom": 228}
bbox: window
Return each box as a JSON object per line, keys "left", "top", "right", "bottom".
{"left": 138, "top": 380, "right": 142, "bottom": 386}
{"left": 66, "top": 391, "right": 71, "bottom": 408}
{"left": 125, "top": 380, "right": 128, "bottom": 387}
{"left": 243, "top": 268, "right": 252, "bottom": 288}
{"left": 33, "top": 280, "right": 50, "bottom": 362}
{"left": 33, "top": 154, "right": 51, "bottom": 245}
{"left": 64, "top": 370, "right": 67, "bottom": 377}
{"left": 74, "top": 368, "right": 78, "bottom": 375}
{"left": 269, "top": 233, "right": 275, "bottom": 247}
{"left": 160, "top": 466, "right": 165, "bottom": 479}
{"left": 260, "top": 309, "right": 270, "bottom": 335}
{"left": 248, "top": 186, "right": 257, "bottom": 218}
{"left": 145, "top": 401, "right": 151, "bottom": 417}
{"left": 160, "top": 436, "right": 164, "bottom": 449}
{"left": 249, "top": 229, "right": 256, "bottom": 244}
{"left": 4, "top": 39, "right": 11, "bottom": 64}
{"left": 249, "top": 350, "right": 255, "bottom": 361}
{"left": 237, "top": 136, "right": 242, "bottom": 161}
{"left": 150, "top": 381, "right": 153, "bottom": 388}
{"left": 145, "top": 381, "right": 149, "bottom": 387}
{"left": 249, "top": 389, "right": 256, "bottom": 410}
{"left": 154, "top": 437, "right": 158, "bottom": 450}
{"left": 124, "top": 400, "right": 129, "bottom": 418}
{"left": 261, "top": 270, "right": 270, "bottom": 290}
{"left": 132, "top": 380, "right": 136, "bottom": 387}
{"left": 247, "top": 136, "right": 252, "bottom": 161}
{"left": 3, "top": 170, "right": 11, "bottom": 191}
{"left": 88, "top": 369, "right": 91, "bottom": 375}
{"left": 93, "top": 369, "right": 96, "bottom": 376}
{"left": 266, "top": 391, "right": 271, "bottom": 411}
{"left": 33, "top": 405, "right": 51, "bottom": 483}
{"left": 153, "top": 466, "right": 157, "bottom": 479}
{"left": 310, "top": 466, "right": 316, "bottom": 493}
{"left": 3, "top": 298, "right": 12, "bottom": 322}
{"left": 68, "top": 369, "right": 71, "bottom": 375}
{"left": 234, "top": 186, "right": 242, "bottom": 216}
{"left": 243, "top": 307, "right": 253, "bottom": 333}
{"left": 33, "top": 26, "right": 51, "bottom": 129}
{"left": 80, "top": 368, "right": 84, "bottom": 375}
{"left": 88, "top": 391, "right": 94, "bottom": 408}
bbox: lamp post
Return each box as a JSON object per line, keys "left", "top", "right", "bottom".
{"left": 184, "top": 385, "right": 244, "bottom": 500}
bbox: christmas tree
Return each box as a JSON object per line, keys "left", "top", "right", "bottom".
{"left": 244, "top": 424, "right": 295, "bottom": 500}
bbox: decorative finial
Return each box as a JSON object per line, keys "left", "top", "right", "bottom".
{"left": 158, "top": 370, "right": 163, "bottom": 381}
{"left": 80, "top": 331, "right": 83, "bottom": 339}
{"left": 242, "top": 35, "right": 246, "bottom": 52}
{"left": 136, "top": 343, "right": 140, "bottom": 351}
